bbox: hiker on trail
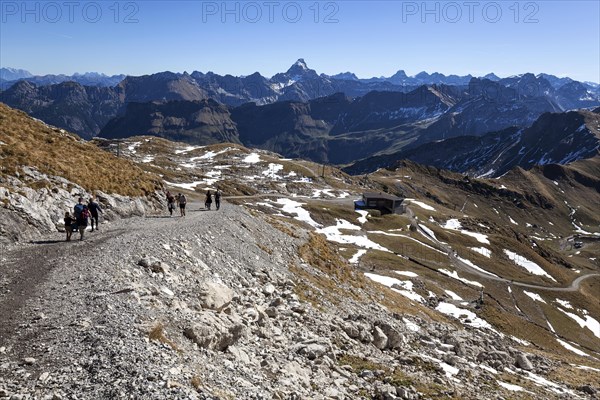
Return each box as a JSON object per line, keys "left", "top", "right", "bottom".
{"left": 166, "top": 192, "right": 176, "bottom": 217}
{"left": 74, "top": 197, "right": 85, "bottom": 223}
{"left": 64, "top": 211, "right": 73, "bottom": 242}
{"left": 76, "top": 204, "right": 90, "bottom": 241}
{"left": 205, "top": 190, "right": 213, "bottom": 210}
{"left": 88, "top": 198, "right": 102, "bottom": 232}
{"left": 178, "top": 193, "right": 187, "bottom": 216}
{"left": 214, "top": 189, "right": 221, "bottom": 211}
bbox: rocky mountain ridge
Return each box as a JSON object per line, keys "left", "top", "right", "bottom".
{"left": 4, "top": 62, "right": 598, "bottom": 93}
{"left": 1, "top": 60, "right": 599, "bottom": 143}
{"left": 344, "top": 108, "right": 600, "bottom": 177}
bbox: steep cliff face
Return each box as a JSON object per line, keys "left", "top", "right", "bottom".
{"left": 99, "top": 100, "right": 241, "bottom": 145}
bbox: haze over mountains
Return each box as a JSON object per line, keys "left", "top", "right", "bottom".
{"left": 0, "top": 67, "right": 125, "bottom": 88}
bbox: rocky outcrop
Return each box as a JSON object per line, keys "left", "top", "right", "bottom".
{"left": 0, "top": 166, "right": 163, "bottom": 243}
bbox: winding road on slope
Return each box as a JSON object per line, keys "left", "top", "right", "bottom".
{"left": 225, "top": 193, "right": 600, "bottom": 293}
{"left": 225, "top": 194, "right": 599, "bottom": 293}
{"left": 405, "top": 205, "right": 600, "bottom": 293}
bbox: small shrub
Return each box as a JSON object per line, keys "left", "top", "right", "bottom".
{"left": 190, "top": 376, "right": 202, "bottom": 391}
{"left": 148, "top": 323, "right": 181, "bottom": 352}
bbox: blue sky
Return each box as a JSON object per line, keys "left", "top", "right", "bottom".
{"left": 1, "top": 1, "right": 599, "bottom": 82}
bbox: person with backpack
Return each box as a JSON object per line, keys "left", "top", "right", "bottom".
{"left": 205, "top": 190, "right": 213, "bottom": 210}
{"left": 74, "top": 197, "right": 85, "bottom": 221}
{"left": 167, "top": 192, "right": 176, "bottom": 216}
{"left": 64, "top": 211, "right": 73, "bottom": 242}
{"left": 88, "top": 198, "right": 102, "bottom": 231}
{"left": 214, "top": 189, "right": 221, "bottom": 210}
{"left": 178, "top": 193, "right": 187, "bottom": 217}
{"left": 74, "top": 200, "right": 90, "bottom": 241}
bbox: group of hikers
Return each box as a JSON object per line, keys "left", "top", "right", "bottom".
{"left": 165, "top": 189, "right": 221, "bottom": 217}
{"left": 64, "top": 197, "right": 102, "bottom": 241}
{"left": 62, "top": 189, "right": 221, "bottom": 241}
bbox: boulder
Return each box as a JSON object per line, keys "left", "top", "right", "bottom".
{"left": 515, "top": 353, "right": 533, "bottom": 371}
{"left": 577, "top": 385, "right": 596, "bottom": 395}
{"left": 376, "top": 322, "right": 406, "bottom": 349}
{"left": 183, "top": 312, "right": 245, "bottom": 351}
{"left": 198, "top": 281, "right": 234, "bottom": 311}
{"left": 137, "top": 256, "right": 166, "bottom": 274}
{"left": 296, "top": 343, "right": 328, "bottom": 360}
{"left": 372, "top": 326, "right": 388, "bottom": 350}
{"left": 263, "top": 283, "right": 276, "bottom": 295}
{"left": 343, "top": 322, "right": 360, "bottom": 339}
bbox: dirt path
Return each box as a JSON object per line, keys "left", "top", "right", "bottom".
{"left": 0, "top": 205, "right": 215, "bottom": 348}
{"left": 0, "top": 227, "right": 129, "bottom": 346}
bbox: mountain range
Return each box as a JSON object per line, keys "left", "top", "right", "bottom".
{"left": 1, "top": 60, "right": 600, "bottom": 176}
{"left": 3, "top": 61, "right": 598, "bottom": 91}
{"left": 0, "top": 68, "right": 125, "bottom": 88}
{"left": 344, "top": 108, "right": 600, "bottom": 177}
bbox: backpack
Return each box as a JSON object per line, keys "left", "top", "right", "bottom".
{"left": 74, "top": 203, "right": 84, "bottom": 219}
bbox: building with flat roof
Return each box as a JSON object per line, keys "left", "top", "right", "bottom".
{"left": 354, "top": 192, "right": 404, "bottom": 215}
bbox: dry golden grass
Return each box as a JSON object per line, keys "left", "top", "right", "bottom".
{"left": 302, "top": 202, "right": 357, "bottom": 228}
{"left": 298, "top": 232, "right": 360, "bottom": 282}
{"left": 214, "top": 179, "right": 259, "bottom": 197}
{"left": 338, "top": 354, "right": 467, "bottom": 399}
{"left": 257, "top": 243, "right": 273, "bottom": 255}
{"left": 265, "top": 216, "right": 301, "bottom": 238}
{"left": 148, "top": 323, "right": 181, "bottom": 352}
{"left": 0, "top": 103, "right": 163, "bottom": 196}
{"left": 292, "top": 233, "right": 367, "bottom": 307}
{"left": 190, "top": 375, "right": 202, "bottom": 391}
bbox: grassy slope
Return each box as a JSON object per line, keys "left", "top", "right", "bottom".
{"left": 0, "top": 103, "right": 163, "bottom": 196}
{"left": 365, "top": 162, "right": 600, "bottom": 360}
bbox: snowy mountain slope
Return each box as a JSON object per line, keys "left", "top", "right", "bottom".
{"left": 346, "top": 108, "right": 600, "bottom": 177}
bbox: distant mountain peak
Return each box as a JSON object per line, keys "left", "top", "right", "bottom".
{"left": 330, "top": 72, "right": 359, "bottom": 81}
{"left": 391, "top": 70, "right": 408, "bottom": 79}
{"left": 0, "top": 67, "right": 33, "bottom": 81}
{"left": 293, "top": 58, "right": 308, "bottom": 69}
{"left": 285, "top": 58, "right": 316, "bottom": 76}
{"left": 483, "top": 73, "right": 500, "bottom": 81}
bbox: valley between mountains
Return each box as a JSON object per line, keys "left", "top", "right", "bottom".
{"left": 1, "top": 103, "right": 599, "bottom": 399}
